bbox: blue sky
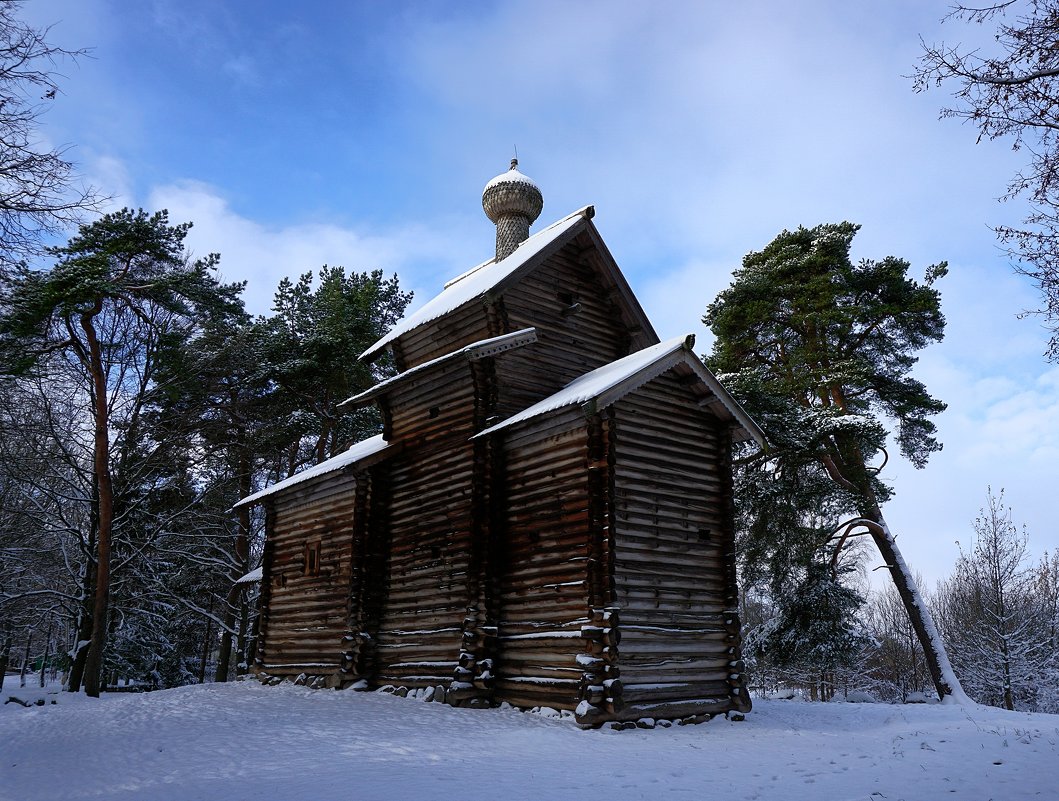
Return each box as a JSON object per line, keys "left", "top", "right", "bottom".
{"left": 25, "top": 0, "right": 1059, "bottom": 585}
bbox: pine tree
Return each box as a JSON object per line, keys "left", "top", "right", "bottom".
{"left": 0, "top": 208, "right": 243, "bottom": 695}
{"left": 705, "top": 221, "right": 969, "bottom": 702}
{"left": 265, "top": 266, "right": 411, "bottom": 470}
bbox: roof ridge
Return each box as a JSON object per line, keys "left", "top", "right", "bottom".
{"left": 360, "top": 206, "right": 594, "bottom": 362}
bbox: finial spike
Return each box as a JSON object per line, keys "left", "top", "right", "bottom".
{"left": 510, "top": 157, "right": 518, "bottom": 170}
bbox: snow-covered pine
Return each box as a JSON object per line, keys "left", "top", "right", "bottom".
{"left": 705, "top": 221, "right": 967, "bottom": 703}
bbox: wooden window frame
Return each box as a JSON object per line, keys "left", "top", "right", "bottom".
{"left": 304, "top": 540, "right": 322, "bottom": 577}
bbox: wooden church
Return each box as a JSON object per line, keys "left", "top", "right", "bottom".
{"left": 237, "top": 162, "right": 765, "bottom": 725}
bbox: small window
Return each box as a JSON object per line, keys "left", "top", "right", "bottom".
{"left": 305, "top": 541, "right": 322, "bottom": 576}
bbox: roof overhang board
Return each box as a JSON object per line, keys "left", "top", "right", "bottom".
{"left": 579, "top": 346, "right": 689, "bottom": 418}
{"left": 682, "top": 360, "right": 767, "bottom": 448}
{"left": 340, "top": 328, "right": 539, "bottom": 410}
{"left": 233, "top": 433, "right": 392, "bottom": 509}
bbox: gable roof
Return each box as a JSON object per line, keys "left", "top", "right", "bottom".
{"left": 233, "top": 434, "right": 390, "bottom": 508}
{"left": 474, "top": 334, "right": 766, "bottom": 446}
{"left": 339, "top": 328, "right": 539, "bottom": 410}
{"left": 360, "top": 206, "right": 658, "bottom": 362}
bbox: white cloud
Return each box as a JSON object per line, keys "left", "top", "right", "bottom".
{"left": 146, "top": 180, "right": 476, "bottom": 316}
{"left": 84, "top": 154, "right": 134, "bottom": 212}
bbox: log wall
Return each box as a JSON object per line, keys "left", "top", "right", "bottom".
{"left": 496, "top": 237, "right": 633, "bottom": 418}
{"left": 370, "top": 360, "right": 484, "bottom": 693}
{"left": 494, "top": 410, "right": 593, "bottom": 711}
{"left": 608, "top": 372, "right": 748, "bottom": 718}
{"left": 390, "top": 232, "right": 648, "bottom": 414}
{"left": 391, "top": 297, "right": 496, "bottom": 372}
{"left": 256, "top": 470, "right": 360, "bottom": 680}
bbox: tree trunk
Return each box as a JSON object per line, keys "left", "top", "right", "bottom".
{"left": 66, "top": 604, "right": 93, "bottom": 692}
{"left": 197, "top": 613, "right": 212, "bottom": 684}
{"left": 81, "top": 306, "right": 115, "bottom": 698}
{"left": 214, "top": 599, "right": 236, "bottom": 683}
{"left": 867, "top": 510, "right": 972, "bottom": 704}
{"left": 39, "top": 622, "right": 52, "bottom": 688}
{"left": 68, "top": 488, "right": 99, "bottom": 693}
{"left": 215, "top": 460, "right": 252, "bottom": 682}
{"left": 19, "top": 631, "right": 32, "bottom": 688}
{"left": 0, "top": 634, "right": 10, "bottom": 691}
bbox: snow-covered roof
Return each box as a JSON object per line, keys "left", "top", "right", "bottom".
{"left": 474, "top": 335, "right": 766, "bottom": 446}
{"left": 233, "top": 434, "right": 389, "bottom": 508}
{"left": 340, "top": 328, "right": 538, "bottom": 410}
{"left": 235, "top": 566, "right": 262, "bottom": 585}
{"left": 360, "top": 207, "right": 593, "bottom": 362}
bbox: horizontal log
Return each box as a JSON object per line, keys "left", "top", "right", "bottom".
{"left": 615, "top": 572, "right": 728, "bottom": 595}
{"left": 616, "top": 640, "right": 732, "bottom": 659}
{"left": 379, "top": 585, "right": 469, "bottom": 609}
{"left": 613, "top": 396, "right": 719, "bottom": 434}
{"left": 616, "top": 607, "right": 731, "bottom": 626}
{"left": 495, "top": 604, "right": 589, "bottom": 624}
{"left": 493, "top": 676, "right": 581, "bottom": 693}
{"left": 491, "top": 662, "right": 582, "bottom": 680}
{"left": 613, "top": 558, "right": 727, "bottom": 583}
{"left": 621, "top": 680, "right": 731, "bottom": 703}
{"left": 610, "top": 698, "right": 731, "bottom": 722}
{"left": 613, "top": 528, "right": 719, "bottom": 554}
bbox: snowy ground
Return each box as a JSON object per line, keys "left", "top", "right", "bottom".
{"left": 2, "top": 681, "right": 1058, "bottom": 801}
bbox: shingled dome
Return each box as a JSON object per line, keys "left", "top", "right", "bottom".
{"left": 482, "top": 159, "right": 543, "bottom": 261}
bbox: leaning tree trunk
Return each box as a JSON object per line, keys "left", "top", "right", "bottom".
{"left": 823, "top": 443, "right": 971, "bottom": 705}
{"left": 864, "top": 510, "right": 972, "bottom": 705}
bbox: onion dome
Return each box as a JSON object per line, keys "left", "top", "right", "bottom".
{"left": 482, "top": 158, "right": 544, "bottom": 261}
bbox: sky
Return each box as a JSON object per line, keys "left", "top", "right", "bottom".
{"left": 21, "top": 0, "right": 1059, "bottom": 587}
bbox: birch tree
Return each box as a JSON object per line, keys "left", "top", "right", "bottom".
{"left": 914, "top": 0, "right": 1059, "bottom": 359}
{"left": 0, "top": 1, "right": 100, "bottom": 268}
{"left": 705, "top": 221, "right": 970, "bottom": 703}
{"left": 933, "top": 490, "right": 1056, "bottom": 710}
